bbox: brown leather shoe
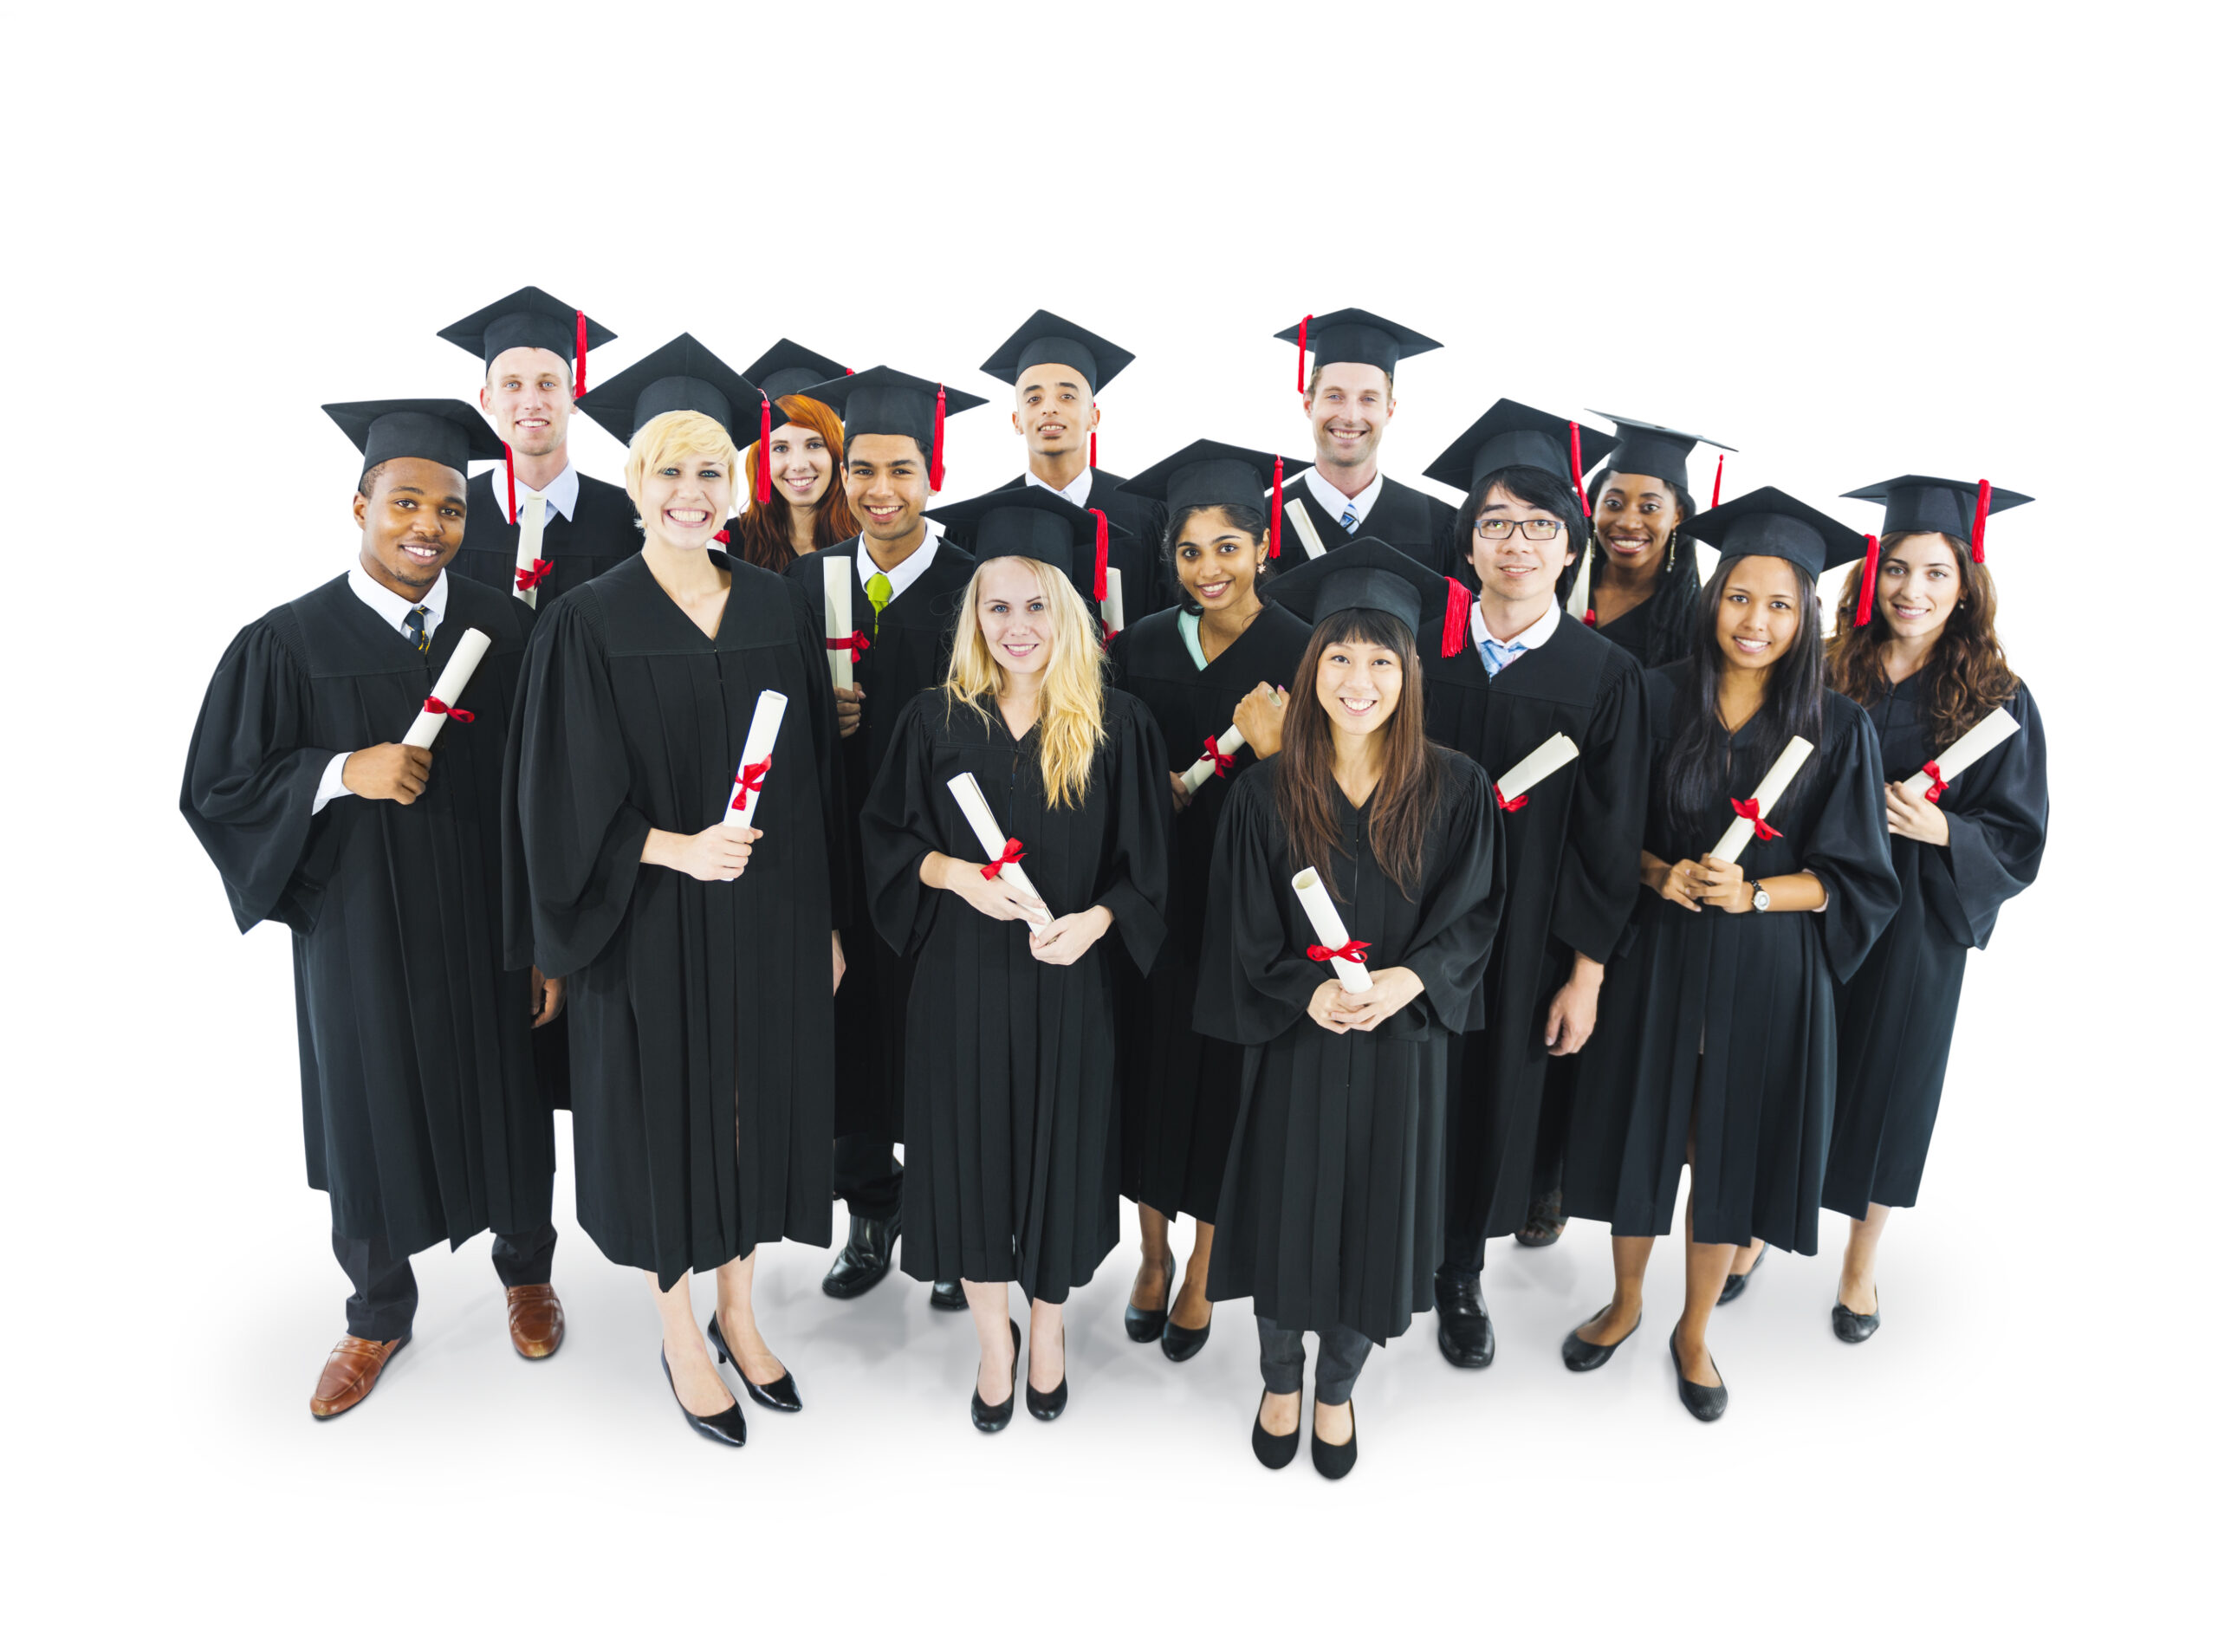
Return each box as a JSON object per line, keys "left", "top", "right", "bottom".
{"left": 507, "top": 1284, "right": 566, "bottom": 1359}
{"left": 309, "top": 1333, "right": 409, "bottom": 1419}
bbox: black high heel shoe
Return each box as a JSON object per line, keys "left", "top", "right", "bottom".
{"left": 1124, "top": 1255, "right": 1176, "bottom": 1343}
{"left": 660, "top": 1351, "right": 746, "bottom": 1447}
{"left": 1026, "top": 1322, "right": 1068, "bottom": 1421}
{"left": 1669, "top": 1322, "right": 1728, "bottom": 1422}
{"left": 1161, "top": 1296, "right": 1212, "bottom": 1364}
{"left": 1311, "top": 1399, "right": 1358, "bottom": 1480}
{"left": 972, "top": 1318, "right": 1021, "bottom": 1433}
{"left": 1251, "top": 1391, "right": 1300, "bottom": 1470}
{"left": 1716, "top": 1243, "right": 1767, "bottom": 1305}
{"left": 705, "top": 1313, "right": 801, "bottom": 1412}
{"left": 1832, "top": 1291, "right": 1881, "bottom": 1344}
{"left": 1561, "top": 1308, "right": 1640, "bottom": 1373}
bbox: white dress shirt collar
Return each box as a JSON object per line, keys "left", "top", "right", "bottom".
{"left": 1026, "top": 466, "right": 1094, "bottom": 509}
{"left": 864, "top": 526, "right": 943, "bottom": 605}
{"left": 1303, "top": 465, "right": 1386, "bottom": 531}
{"left": 1472, "top": 596, "right": 1562, "bottom": 656}
{"left": 493, "top": 461, "right": 580, "bottom": 524}
{"left": 347, "top": 561, "right": 450, "bottom": 638}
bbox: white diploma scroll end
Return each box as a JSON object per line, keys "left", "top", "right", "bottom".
{"left": 1285, "top": 498, "right": 1328, "bottom": 560}
{"left": 824, "top": 555, "right": 855, "bottom": 691}
{"left": 1180, "top": 724, "right": 1248, "bottom": 794}
{"left": 401, "top": 627, "right": 494, "bottom": 748}
{"left": 1930, "top": 705, "right": 2020, "bottom": 786}
{"left": 947, "top": 772, "right": 1054, "bottom": 935}
{"left": 1707, "top": 735, "right": 1814, "bottom": 865}
{"left": 723, "top": 690, "right": 788, "bottom": 828}
{"left": 1292, "top": 865, "right": 1374, "bottom": 993}
{"left": 1494, "top": 731, "right": 1581, "bottom": 807}
{"left": 1103, "top": 567, "right": 1125, "bottom": 635}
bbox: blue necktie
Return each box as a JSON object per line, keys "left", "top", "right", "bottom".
{"left": 404, "top": 606, "right": 431, "bottom": 656}
{"left": 1340, "top": 508, "right": 1359, "bottom": 532}
{"left": 1478, "top": 637, "right": 1526, "bottom": 678}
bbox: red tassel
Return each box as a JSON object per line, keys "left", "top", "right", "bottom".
{"left": 1295, "top": 314, "right": 1312, "bottom": 392}
{"left": 1493, "top": 783, "right": 1530, "bottom": 813}
{"left": 1854, "top": 533, "right": 1881, "bottom": 626}
{"left": 1583, "top": 609, "right": 1597, "bottom": 628}
{"left": 1972, "top": 478, "right": 1991, "bottom": 563}
{"left": 574, "top": 310, "right": 587, "bottom": 399}
{"left": 503, "top": 443, "right": 517, "bottom": 526}
{"left": 1711, "top": 452, "right": 1723, "bottom": 509}
{"left": 1269, "top": 455, "right": 1284, "bottom": 558}
{"left": 1729, "top": 796, "right": 1780, "bottom": 841}
{"left": 756, "top": 396, "right": 775, "bottom": 503}
{"left": 1567, "top": 422, "right": 1590, "bottom": 517}
{"left": 1442, "top": 577, "right": 1472, "bottom": 658}
{"left": 929, "top": 385, "right": 947, "bottom": 491}
{"left": 1090, "top": 508, "right": 1109, "bottom": 604}
{"left": 1089, "top": 430, "right": 1098, "bottom": 469}
{"left": 423, "top": 696, "right": 474, "bottom": 724}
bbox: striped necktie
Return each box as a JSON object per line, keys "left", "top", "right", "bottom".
{"left": 404, "top": 606, "right": 431, "bottom": 656}
{"left": 1340, "top": 507, "right": 1359, "bottom": 532}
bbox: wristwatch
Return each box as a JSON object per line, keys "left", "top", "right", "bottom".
{"left": 1749, "top": 880, "right": 1772, "bottom": 913}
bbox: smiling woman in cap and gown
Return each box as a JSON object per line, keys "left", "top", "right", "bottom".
{"left": 182, "top": 398, "right": 563, "bottom": 1417}
{"left": 1557, "top": 488, "right": 1899, "bottom": 1422}
{"left": 732, "top": 339, "right": 864, "bottom": 573}
{"left": 858, "top": 485, "right": 1171, "bottom": 1432}
{"left": 508, "top": 337, "right": 847, "bottom": 1447}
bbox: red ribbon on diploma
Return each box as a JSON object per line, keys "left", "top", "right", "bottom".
{"left": 1922, "top": 760, "right": 1949, "bottom": 803}
{"left": 1307, "top": 938, "right": 1371, "bottom": 965}
{"left": 1493, "top": 783, "right": 1528, "bottom": 813}
{"left": 424, "top": 696, "right": 473, "bottom": 723}
{"left": 1203, "top": 736, "right": 1236, "bottom": 777}
{"left": 981, "top": 839, "right": 1026, "bottom": 879}
{"left": 1729, "top": 796, "right": 1780, "bottom": 840}
{"left": 827, "top": 632, "right": 872, "bottom": 658}
{"left": 730, "top": 755, "right": 771, "bottom": 810}
{"left": 516, "top": 558, "right": 554, "bottom": 592}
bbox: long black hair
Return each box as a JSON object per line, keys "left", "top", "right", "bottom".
{"left": 1161, "top": 498, "right": 1275, "bottom": 616}
{"left": 1450, "top": 464, "right": 1591, "bottom": 589}
{"left": 1559, "top": 470, "right": 1704, "bottom": 665}
{"left": 1659, "top": 555, "right": 1826, "bottom": 842}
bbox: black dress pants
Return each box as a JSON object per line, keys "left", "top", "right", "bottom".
{"left": 833, "top": 1135, "right": 903, "bottom": 1222}
{"left": 334, "top": 1222, "right": 557, "bottom": 1342}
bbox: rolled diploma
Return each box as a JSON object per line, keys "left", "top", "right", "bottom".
{"left": 402, "top": 628, "right": 493, "bottom": 748}
{"left": 1567, "top": 546, "right": 1592, "bottom": 622}
{"left": 824, "top": 555, "right": 854, "bottom": 691}
{"left": 1495, "top": 731, "right": 1581, "bottom": 806}
{"left": 1180, "top": 726, "right": 1246, "bottom": 793}
{"left": 514, "top": 491, "right": 547, "bottom": 611}
{"left": 1927, "top": 705, "right": 2020, "bottom": 786}
{"left": 723, "top": 690, "right": 788, "bottom": 828}
{"left": 1707, "top": 735, "right": 1813, "bottom": 864}
{"left": 1292, "top": 866, "right": 1373, "bottom": 993}
{"left": 1284, "top": 498, "right": 1328, "bottom": 560}
{"left": 947, "top": 772, "right": 1053, "bottom": 935}
{"left": 1103, "top": 567, "right": 1125, "bottom": 634}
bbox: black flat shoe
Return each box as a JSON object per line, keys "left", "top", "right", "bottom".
{"left": 705, "top": 1313, "right": 801, "bottom": 1412}
{"left": 1434, "top": 1274, "right": 1495, "bottom": 1369}
{"left": 930, "top": 1279, "right": 969, "bottom": 1312}
{"left": 1124, "top": 1256, "right": 1176, "bottom": 1343}
{"left": 1669, "top": 1323, "right": 1728, "bottom": 1422}
{"left": 971, "top": 1319, "right": 1021, "bottom": 1433}
{"left": 1717, "top": 1243, "right": 1767, "bottom": 1305}
{"left": 1311, "top": 1401, "right": 1358, "bottom": 1480}
{"left": 1832, "top": 1292, "right": 1881, "bottom": 1344}
{"left": 1561, "top": 1308, "right": 1640, "bottom": 1373}
{"left": 661, "top": 1351, "right": 745, "bottom": 1447}
{"left": 1251, "top": 1392, "right": 1300, "bottom": 1470}
{"left": 1026, "top": 1323, "right": 1068, "bottom": 1421}
{"left": 1161, "top": 1306, "right": 1212, "bottom": 1363}
{"left": 820, "top": 1211, "right": 899, "bottom": 1299}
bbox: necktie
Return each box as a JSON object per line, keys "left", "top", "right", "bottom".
{"left": 1477, "top": 637, "right": 1526, "bottom": 678}
{"left": 405, "top": 606, "right": 432, "bottom": 656}
{"left": 864, "top": 571, "right": 893, "bottom": 634}
{"left": 1340, "top": 508, "right": 1359, "bottom": 533}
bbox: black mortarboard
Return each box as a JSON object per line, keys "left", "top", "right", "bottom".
{"left": 324, "top": 398, "right": 504, "bottom": 476}
{"left": 930, "top": 483, "right": 1132, "bottom": 604}
{"left": 437, "top": 286, "right": 615, "bottom": 392}
{"left": 1841, "top": 475, "right": 2032, "bottom": 559}
{"left": 746, "top": 338, "right": 852, "bottom": 404}
{"left": 1680, "top": 486, "right": 1867, "bottom": 583}
{"left": 1264, "top": 536, "right": 1455, "bottom": 649}
{"left": 1424, "top": 398, "right": 1620, "bottom": 502}
{"left": 1276, "top": 308, "right": 1442, "bottom": 387}
{"left": 1118, "top": 439, "right": 1314, "bottom": 561}
{"left": 978, "top": 309, "right": 1136, "bottom": 395}
{"left": 575, "top": 333, "right": 768, "bottom": 446}
{"left": 1588, "top": 411, "right": 1736, "bottom": 499}
{"left": 801, "top": 366, "right": 986, "bottom": 490}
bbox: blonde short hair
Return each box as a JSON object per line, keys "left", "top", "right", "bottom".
{"left": 625, "top": 409, "right": 741, "bottom": 505}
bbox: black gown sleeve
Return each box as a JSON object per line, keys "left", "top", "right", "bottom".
{"left": 503, "top": 593, "right": 654, "bottom": 977}
{"left": 1804, "top": 703, "right": 1903, "bottom": 981}
{"left": 179, "top": 618, "right": 342, "bottom": 934}
{"left": 1192, "top": 771, "right": 1317, "bottom": 1046}
{"left": 1550, "top": 660, "right": 1650, "bottom": 963}
{"left": 858, "top": 692, "right": 948, "bottom": 958}
{"left": 1394, "top": 759, "right": 1507, "bottom": 1037}
{"left": 1094, "top": 697, "right": 1172, "bottom": 973}
{"left": 1926, "top": 684, "right": 2046, "bottom": 949}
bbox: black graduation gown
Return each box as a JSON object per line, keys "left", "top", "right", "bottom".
{"left": 785, "top": 535, "right": 977, "bottom": 1142}
{"left": 181, "top": 573, "right": 550, "bottom": 1258}
{"left": 505, "top": 553, "right": 846, "bottom": 1288}
{"left": 1824, "top": 675, "right": 2046, "bottom": 1214}
{"left": 1561, "top": 665, "right": 1900, "bottom": 1254}
{"left": 991, "top": 469, "right": 1171, "bottom": 623}
{"left": 1275, "top": 474, "right": 1461, "bottom": 582}
{"left": 1107, "top": 602, "right": 1313, "bottom": 1221}
{"left": 451, "top": 469, "right": 643, "bottom": 607}
{"left": 1594, "top": 598, "right": 1653, "bottom": 662}
{"left": 860, "top": 689, "right": 1171, "bottom": 1303}
{"left": 1197, "top": 754, "right": 1507, "bottom": 1344}
{"left": 1423, "top": 616, "right": 1651, "bottom": 1240}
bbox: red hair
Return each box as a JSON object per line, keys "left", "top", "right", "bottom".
{"left": 736, "top": 394, "right": 861, "bottom": 573}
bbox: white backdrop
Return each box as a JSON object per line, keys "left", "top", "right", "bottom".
{"left": 6, "top": 3, "right": 2206, "bottom": 1646}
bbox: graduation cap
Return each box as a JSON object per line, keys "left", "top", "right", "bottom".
{"left": 1118, "top": 438, "right": 1314, "bottom": 561}
{"left": 324, "top": 398, "right": 505, "bottom": 477}
{"left": 1589, "top": 411, "right": 1737, "bottom": 504}
{"left": 979, "top": 310, "right": 1136, "bottom": 396}
{"left": 1277, "top": 308, "right": 1442, "bottom": 391}
{"left": 1680, "top": 484, "right": 1867, "bottom": 591}
{"left": 1266, "top": 536, "right": 1477, "bottom": 661}
{"left": 1424, "top": 399, "right": 1619, "bottom": 520}
{"left": 1838, "top": 474, "right": 2032, "bottom": 625}
{"left": 576, "top": 334, "right": 781, "bottom": 501}
{"left": 746, "top": 338, "right": 852, "bottom": 404}
{"left": 437, "top": 286, "right": 615, "bottom": 400}
{"left": 930, "top": 483, "right": 1132, "bottom": 606}
{"left": 801, "top": 366, "right": 986, "bottom": 492}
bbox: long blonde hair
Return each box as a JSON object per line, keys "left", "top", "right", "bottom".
{"left": 943, "top": 557, "right": 1106, "bottom": 809}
